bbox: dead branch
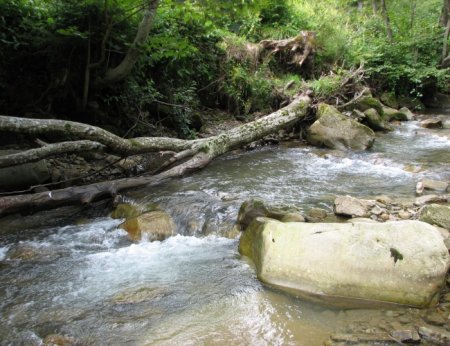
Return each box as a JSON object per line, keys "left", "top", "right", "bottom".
{"left": 0, "top": 95, "right": 311, "bottom": 216}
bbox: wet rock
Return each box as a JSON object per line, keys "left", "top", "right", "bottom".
{"left": 110, "top": 202, "right": 160, "bottom": 219}
{"left": 327, "top": 332, "right": 393, "bottom": 345}
{"left": 350, "top": 95, "right": 385, "bottom": 115}
{"left": 111, "top": 286, "right": 168, "bottom": 304}
{"left": 420, "top": 118, "right": 443, "bottom": 129}
{"left": 237, "top": 199, "right": 303, "bottom": 229}
{"left": 414, "top": 195, "right": 448, "bottom": 206}
{"left": 307, "top": 103, "right": 376, "bottom": 151}
{"left": 279, "top": 213, "right": 305, "bottom": 223}
{"left": 390, "top": 329, "right": 420, "bottom": 343}
{"left": 399, "top": 107, "right": 414, "bottom": 120}
{"left": 43, "top": 334, "right": 78, "bottom": 346}
{"left": 334, "top": 195, "right": 375, "bottom": 218}
{"left": 239, "top": 218, "right": 450, "bottom": 307}
{"left": 363, "top": 108, "right": 393, "bottom": 132}
{"left": 350, "top": 109, "right": 366, "bottom": 121}
{"left": 382, "top": 106, "right": 409, "bottom": 121}
{"left": 120, "top": 211, "right": 176, "bottom": 242}
{"left": 419, "top": 204, "right": 450, "bottom": 230}
{"left": 237, "top": 199, "right": 271, "bottom": 230}
{"left": 418, "top": 179, "right": 449, "bottom": 194}
{"left": 418, "top": 326, "right": 450, "bottom": 345}
{"left": 305, "top": 208, "right": 328, "bottom": 222}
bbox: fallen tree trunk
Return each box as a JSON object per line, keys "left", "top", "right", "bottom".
{"left": 0, "top": 95, "right": 311, "bottom": 216}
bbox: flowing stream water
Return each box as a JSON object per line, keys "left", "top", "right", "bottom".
{"left": 0, "top": 115, "right": 449, "bottom": 345}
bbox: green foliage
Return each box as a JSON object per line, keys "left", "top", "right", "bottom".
{"left": 0, "top": 0, "right": 448, "bottom": 137}
{"left": 308, "top": 74, "right": 343, "bottom": 98}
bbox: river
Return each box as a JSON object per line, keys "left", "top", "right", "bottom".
{"left": 0, "top": 115, "right": 449, "bottom": 345}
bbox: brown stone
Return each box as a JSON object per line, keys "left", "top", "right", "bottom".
{"left": 120, "top": 211, "right": 176, "bottom": 242}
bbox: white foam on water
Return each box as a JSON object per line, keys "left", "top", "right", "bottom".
{"left": 0, "top": 246, "right": 9, "bottom": 261}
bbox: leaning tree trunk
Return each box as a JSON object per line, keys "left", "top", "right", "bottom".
{"left": 98, "top": 0, "right": 159, "bottom": 85}
{"left": 0, "top": 95, "right": 311, "bottom": 216}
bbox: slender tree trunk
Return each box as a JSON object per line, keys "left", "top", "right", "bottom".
{"left": 372, "top": 0, "right": 378, "bottom": 15}
{"left": 99, "top": 0, "right": 159, "bottom": 85}
{"left": 443, "top": 19, "right": 450, "bottom": 64}
{"left": 82, "top": 25, "right": 91, "bottom": 110}
{"left": 381, "top": 0, "right": 393, "bottom": 42}
{"left": 358, "top": 1, "right": 363, "bottom": 12}
{"left": 0, "top": 96, "right": 311, "bottom": 216}
{"left": 440, "top": 0, "right": 450, "bottom": 27}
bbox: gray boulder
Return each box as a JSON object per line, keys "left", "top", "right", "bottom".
{"left": 307, "top": 104, "right": 375, "bottom": 151}
{"left": 239, "top": 218, "right": 449, "bottom": 307}
{"left": 334, "top": 195, "right": 376, "bottom": 218}
{"left": 419, "top": 204, "right": 450, "bottom": 230}
{"left": 0, "top": 150, "right": 50, "bottom": 191}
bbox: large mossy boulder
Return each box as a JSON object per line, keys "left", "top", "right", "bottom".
{"left": 307, "top": 103, "right": 375, "bottom": 151}
{"left": 382, "top": 106, "right": 409, "bottom": 121}
{"left": 120, "top": 211, "right": 176, "bottom": 242}
{"left": 419, "top": 204, "right": 450, "bottom": 230}
{"left": 363, "top": 108, "right": 393, "bottom": 132}
{"left": 351, "top": 96, "right": 384, "bottom": 115}
{"left": 239, "top": 218, "right": 449, "bottom": 307}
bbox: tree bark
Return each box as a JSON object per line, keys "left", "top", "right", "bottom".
{"left": 440, "top": 0, "right": 450, "bottom": 27}
{"left": 99, "top": 0, "right": 159, "bottom": 85}
{"left": 0, "top": 95, "right": 311, "bottom": 216}
{"left": 372, "top": 0, "right": 378, "bottom": 14}
{"left": 381, "top": 0, "right": 393, "bottom": 42}
{"left": 443, "top": 21, "right": 450, "bottom": 64}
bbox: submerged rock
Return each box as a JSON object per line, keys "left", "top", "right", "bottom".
{"left": 416, "top": 179, "right": 448, "bottom": 195}
{"left": 419, "top": 204, "right": 450, "bottom": 230}
{"left": 120, "top": 211, "right": 176, "bottom": 242}
{"left": 307, "top": 103, "right": 375, "bottom": 151}
{"left": 239, "top": 218, "right": 449, "bottom": 307}
{"left": 420, "top": 118, "right": 443, "bottom": 129}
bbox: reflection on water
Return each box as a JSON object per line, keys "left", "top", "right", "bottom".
{"left": 0, "top": 120, "right": 449, "bottom": 345}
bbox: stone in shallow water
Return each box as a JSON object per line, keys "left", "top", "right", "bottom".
{"left": 239, "top": 218, "right": 449, "bottom": 307}
{"left": 334, "top": 195, "right": 375, "bottom": 218}
{"left": 120, "top": 211, "right": 176, "bottom": 242}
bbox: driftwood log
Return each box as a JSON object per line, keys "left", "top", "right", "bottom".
{"left": 0, "top": 95, "right": 311, "bottom": 216}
